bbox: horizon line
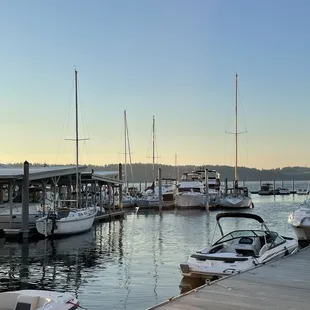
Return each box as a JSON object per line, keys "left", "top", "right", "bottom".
{"left": 1, "top": 162, "right": 309, "bottom": 171}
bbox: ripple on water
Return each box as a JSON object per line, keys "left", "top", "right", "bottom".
{"left": 0, "top": 194, "right": 303, "bottom": 309}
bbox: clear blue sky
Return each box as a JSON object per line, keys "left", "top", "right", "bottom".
{"left": 0, "top": 0, "right": 309, "bottom": 169}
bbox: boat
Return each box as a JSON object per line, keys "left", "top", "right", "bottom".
{"left": 0, "top": 188, "right": 56, "bottom": 230}
{"left": 219, "top": 186, "right": 253, "bottom": 209}
{"left": 288, "top": 199, "right": 310, "bottom": 244}
{"left": 180, "top": 212, "right": 298, "bottom": 280}
{"left": 219, "top": 74, "right": 252, "bottom": 209}
{"left": 174, "top": 172, "right": 206, "bottom": 208}
{"left": 278, "top": 188, "right": 290, "bottom": 195}
{"left": 36, "top": 69, "right": 96, "bottom": 237}
{"left": 135, "top": 178, "right": 177, "bottom": 208}
{"left": 120, "top": 110, "right": 137, "bottom": 208}
{"left": 297, "top": 188, "right": 309, "bottom": 195}
{"left": 135, "top": 116, "right": 177, "bottom": 209}
{"left": 258, "top": 182, "right": 273, "bottom": 195}
{"left": 195, "top": 168, "right": 221, "bottom": 202}
{"left": 0, "top": 289, "right": 79, "bottom": 310}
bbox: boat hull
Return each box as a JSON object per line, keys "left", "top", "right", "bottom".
{"left": 219, "top": 196, "right": 252, "bottom": 209}
{"left": 175, "top": 193, "right": 203, "bottom": 208}
{"left": 135, "top": 199, "right": 174, "bottom": 209}
{"left": 290, "top": 225, "right": 310, "bottom": 241}
{"left": 36, "top": 211, "right": 96, "bottom": 237}
{"left": 180, "top": 239, "right": 298, "bottom": 279}
{"left": 0, "top": 203, "right": 51, "bottom": 230}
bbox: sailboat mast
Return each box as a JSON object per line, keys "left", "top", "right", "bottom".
{"left": 235, "top": 73, "right": 238, "bottom": 186}
{"left": 124, "top": 110, "right": 127, "bottom": 192}
{"left": 152, "top": 115, "right": 155, "bottom": 181}
{"left": 75, "top": 69, "right": 80, "bottom": 207}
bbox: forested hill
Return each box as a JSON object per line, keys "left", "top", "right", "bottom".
{"left": 5, "top": 163, "right": 310, "bottom": 182}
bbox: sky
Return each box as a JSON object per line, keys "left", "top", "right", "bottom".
{"left": 0, "top": 0, "right": 310, "bottom": 169}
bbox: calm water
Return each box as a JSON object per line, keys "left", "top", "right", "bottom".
{"left": 0, "top": 194, "right": 307, "bottom": 310}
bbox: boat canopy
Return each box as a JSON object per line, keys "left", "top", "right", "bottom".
{"left": 216, "top": 212, "right": 264, "bottom": 224}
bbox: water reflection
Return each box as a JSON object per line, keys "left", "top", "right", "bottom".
{"left": 179, "top": 277, "right": 206, "bottom": 294}
{"left": 0, "top": 220, "right": 124, "bottom": 298}
{"left": 0, "top": 196, "right": 303, "bottom": 310}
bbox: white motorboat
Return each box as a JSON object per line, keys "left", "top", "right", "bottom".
{"left": 36, "top": 69, "right": 96, "bottom": 237}
{"left": 219, "top": 186, "right": 253, "bottom": 209}
{"left": 136, "top": 178, "right": 176, "bottom": 208}
{"left": 0, "top": 189, "right": 57, "bottom": 230}
{"left": 278, "top": 188, "right": 290, "bottom": 195}
{"left": 258, "top": 183, "right": 273, "bottom": 195}
{"left": 296, "top": 188, "right": 309, "bottom": 195}
{"left": 180, "top": 212, "right": 298, "bottom": 279}
{"left": 0, "top": 289, "right": 79, "bottom": 310}
{"left": 174, "top": 172, "right": 205, "bottom": 208}
{"left": 288, "top": 199, "right": 310, "bottom": 243}
{"left": 114, "top": 193, "right": 136, "bottom": 208}
{"left": 135, "top": 178, "right": 176, "bottom": 208}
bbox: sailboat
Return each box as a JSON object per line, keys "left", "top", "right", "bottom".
{"left": 219, "top": 74, "right": 252, "bottom": 209}
{"left": 117, "top": 110, "right": 136, "bottom": 208}
{"left": 136, "top": 115, "right": 159, "bottom": 208}
{"left": 36, "top": 69, "right": 97, "bottom": 237}
{"left": 135, "top": 116, "right": 176, "bottom": 208}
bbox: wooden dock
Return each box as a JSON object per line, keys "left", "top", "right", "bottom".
{"left": 2, "top": 210, "right": 125, "bottom": 241}
{"left": 94, "top": 210, "right": 125, "bottom": 222}
{"left": 148, "top": 246, "right": 310, "bottom": 310}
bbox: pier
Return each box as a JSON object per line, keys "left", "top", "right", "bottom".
{"left": 148, "top": 246, "right": 310, "bottom": 310}
{"left": 0, "top": 163, "right": 125, "bottom": 241}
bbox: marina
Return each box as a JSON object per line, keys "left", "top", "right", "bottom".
{"left": 1, "top": 2, "right": 310, "bottom": 309}
{"left": 0, "top": 193, "right": 308, "bottom": 309}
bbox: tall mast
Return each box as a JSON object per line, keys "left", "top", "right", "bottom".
{"left": 124, "top": 110, "right": 127, "bottom": 192}
{"left": 152, "top": 115, "right": 155, "bottom": 181}
{"left": 174, "top": 154, "right": 177, "bottom": 180}
{"left": 235, "top": 73, "right": 238, "bottom": 186}
{"left": 75, "top": 69, "right": 80, "bottom": 207}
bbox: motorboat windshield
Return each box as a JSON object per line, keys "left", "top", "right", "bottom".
{"left": 214, "top": 229, "right": 285, "bottom": 248}
{"left": 215, "top": 212, "right": 270, "bottom": 237}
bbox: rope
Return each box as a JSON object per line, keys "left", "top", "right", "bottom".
{"left": 67, "top": 300, "right": 88, "bottom": 310}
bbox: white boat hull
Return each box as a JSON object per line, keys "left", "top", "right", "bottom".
{"left": 0, "top": 203, "right": 52, "bottom": 230}
{"left": 288, "top": 203, "right": 310, "bottom": 241}
{"left": 175, "top": 193, "right": 203, "bottom": 208}
{"left": 0, "top": 289, "right": 79, "bottom": 310}
{"left": 181, "top": 238, "right": 298, "bottom": 279}
{"left": 219, "top": 196, "right": 252, "bottom": 209}
{"left": 135, "top": 198, "right": 174, "bottom": 208}
{"left": 290, "top": 225, "right": 310, "bottom": 241}
{"left": 36, "top": 208, "right": 96, "bottom": 237}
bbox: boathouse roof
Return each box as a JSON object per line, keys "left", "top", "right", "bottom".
{"left": 0, "top": 165, "right": 88, "bottom": 182}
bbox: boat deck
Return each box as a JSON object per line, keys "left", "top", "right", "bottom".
{"left": 148, "top": 246, "right": 310, "bottom": 310}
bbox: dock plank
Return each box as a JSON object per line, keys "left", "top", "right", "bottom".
{"left": 148, "top": 247, "right": 310, "bottom": 310}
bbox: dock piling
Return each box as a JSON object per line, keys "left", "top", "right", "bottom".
{"left": 158, "top": 168, "right": 162, "bottom": 212}
{"left": 205, "top": 169, "right": 209, "bottom": 212}
{"left": 224, "top": 178, "right": 228, "bottom": 195}
{"left": 22, "top": 161, "right": 30, "bottom": 241}
{"left": 118, "top": 163, "right": 123, "bottom": 210}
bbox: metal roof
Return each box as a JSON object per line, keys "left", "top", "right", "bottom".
{"left": 92, "top": 171, "right": 123, "bottom": 185}
{"left": 0, "top": 165, "right": 88, "bottom": 181}
{"left": 93, "top": 170, "right": 119, "bottom": 178}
